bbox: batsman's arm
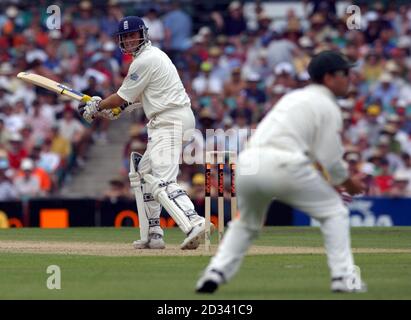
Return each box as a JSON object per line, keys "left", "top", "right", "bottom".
{"left": 98, "top": 93, "right": 126, "bottom": 111}
{"left": 99, "top": 93, "right": 143, "bottom": 113}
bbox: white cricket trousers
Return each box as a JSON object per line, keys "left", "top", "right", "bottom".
{"left": 137, "top": 107, "right": 197, "bottom": 235}
{"left": 205, "top": 147, "right": 355, "bottom": 281}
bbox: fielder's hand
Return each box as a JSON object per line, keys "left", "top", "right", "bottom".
{"left": 78, "top": 96, "right": 102, "bottom": 123}
{"left": 335, "top": 186, "right": 354, "bottom": 205}
{"left": 339, "top": 174, "right": 366, "bottom": 196}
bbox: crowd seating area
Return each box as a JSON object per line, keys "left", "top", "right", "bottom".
{"left": 1, "top": 1, "right": 411, "bottom": 201}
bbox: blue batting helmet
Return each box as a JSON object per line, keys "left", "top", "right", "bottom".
{"left": 117, "top": 16, "right": 149, "bottom": 55}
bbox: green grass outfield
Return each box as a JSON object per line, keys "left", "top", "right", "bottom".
{"left": 0, "top": 227, "right": 410, "bottom": 299}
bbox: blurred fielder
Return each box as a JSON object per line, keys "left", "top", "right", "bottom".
{"left": 196, "top": 51, "right": 367, "bottom": 293}
{"left": 79, "top": 16, "right": 208, "bottom": 250}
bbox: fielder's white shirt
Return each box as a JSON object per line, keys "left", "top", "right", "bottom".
{"left": 248, "top": 84, "right": 348, "bottom": 185}
{"left": 117, "top": 42, "right": 191, "bottom": 120}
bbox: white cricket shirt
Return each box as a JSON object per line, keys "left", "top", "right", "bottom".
{"left": 248, "top": 84, "right": 349, "bottom": 185}
{"left": 117, "top": 42, "right": 190, "bottom": 120}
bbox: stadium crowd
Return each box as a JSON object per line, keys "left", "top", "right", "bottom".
{"left": 1, "top": 0, "right": 411, "bottom": 202}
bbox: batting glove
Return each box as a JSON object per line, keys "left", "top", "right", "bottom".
{"left": 99, "top": 108, "right": 122, "bottom": 120}
{"left": 78, "top": 96, "right": 102, "bottom": 123}
{"left": 129, "top": 172, "right": 141, "bottom": 189}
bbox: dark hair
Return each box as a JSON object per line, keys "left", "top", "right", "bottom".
{"left": 308, "top": 50, "right": 355, "bottom": 83}
{"left": 310, "top": 69, "right": 340, "bottom": 84}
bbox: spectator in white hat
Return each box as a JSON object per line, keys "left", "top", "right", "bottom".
{"left": 389, "top": 169, "right": 411, "bottom": 196}
{"left": 269, "top": 61, "right": 297, "bottom": 90}
{"left": 244, "top": 72, "right": 266, "bottom": 104}
{"left": 371, "top": 72, "right": 399, "bottom": 109}
{"left": 14, "top": 158, "right": 42, "bottom": 198}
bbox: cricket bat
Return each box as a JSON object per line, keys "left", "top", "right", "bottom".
{"left": 16, "top": 72, "right": 130, "bottom": 115}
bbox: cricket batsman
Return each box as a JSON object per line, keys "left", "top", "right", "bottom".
{"left": 79, "top": 16, "right": 207, "bottom": 250}
{"left": 196, "top": 50, "right": 367, "bottom": 293}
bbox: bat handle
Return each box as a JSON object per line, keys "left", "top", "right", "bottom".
{"left": 82, "top": 95, "right": 92, "bottom": 102}
{"left": 81, "top": 94, "right": 122, "bottom": 116}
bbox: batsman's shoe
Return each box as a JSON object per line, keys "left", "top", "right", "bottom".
{"left": 133, "top": 239, "right": 149, "bottom": 249}
{"left": 331, "top": 274, "right": 367, "bottom": 293}
{"left": 180, "top": 222, "right": 205, "bottom": 250}
{"left": 180, "top": 221, "right": 214, "bottom": 250}
{"left": 196, "top": 269, "right": 225, "bottom": 294}
{"left": 133, "top": 233, "right": 165, "bottom": 250}
{"left": 148, "top": 233, "right": 166, "bottom": 249}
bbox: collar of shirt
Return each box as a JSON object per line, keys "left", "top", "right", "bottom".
{"left": 133, "top": 41, "right": 152, "bottom": 59}
{"left": 308, "top": 84, "right": 337, "bottom": 102}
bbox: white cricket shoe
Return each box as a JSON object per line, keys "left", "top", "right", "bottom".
{"left": 181, "top": 220, "right": 215, "bottom": 250}
{"left": 331, "top": 272, "right": 367, "bottom": 293}
{"left": 196, "top": 269, "right": 225, "bottom": 294}
{"left": 133, "top": 239, "right": 149, "bottom": 249}
{"left": 133, "top": 233, "right": 165, "bottom": 249}
{"left": 180, "top": 222, "right": 205, "bottom": 250}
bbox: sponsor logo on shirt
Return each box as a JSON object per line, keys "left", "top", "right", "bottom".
{"left": 130, "top": 72, "right": 139, "bottom": 81}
